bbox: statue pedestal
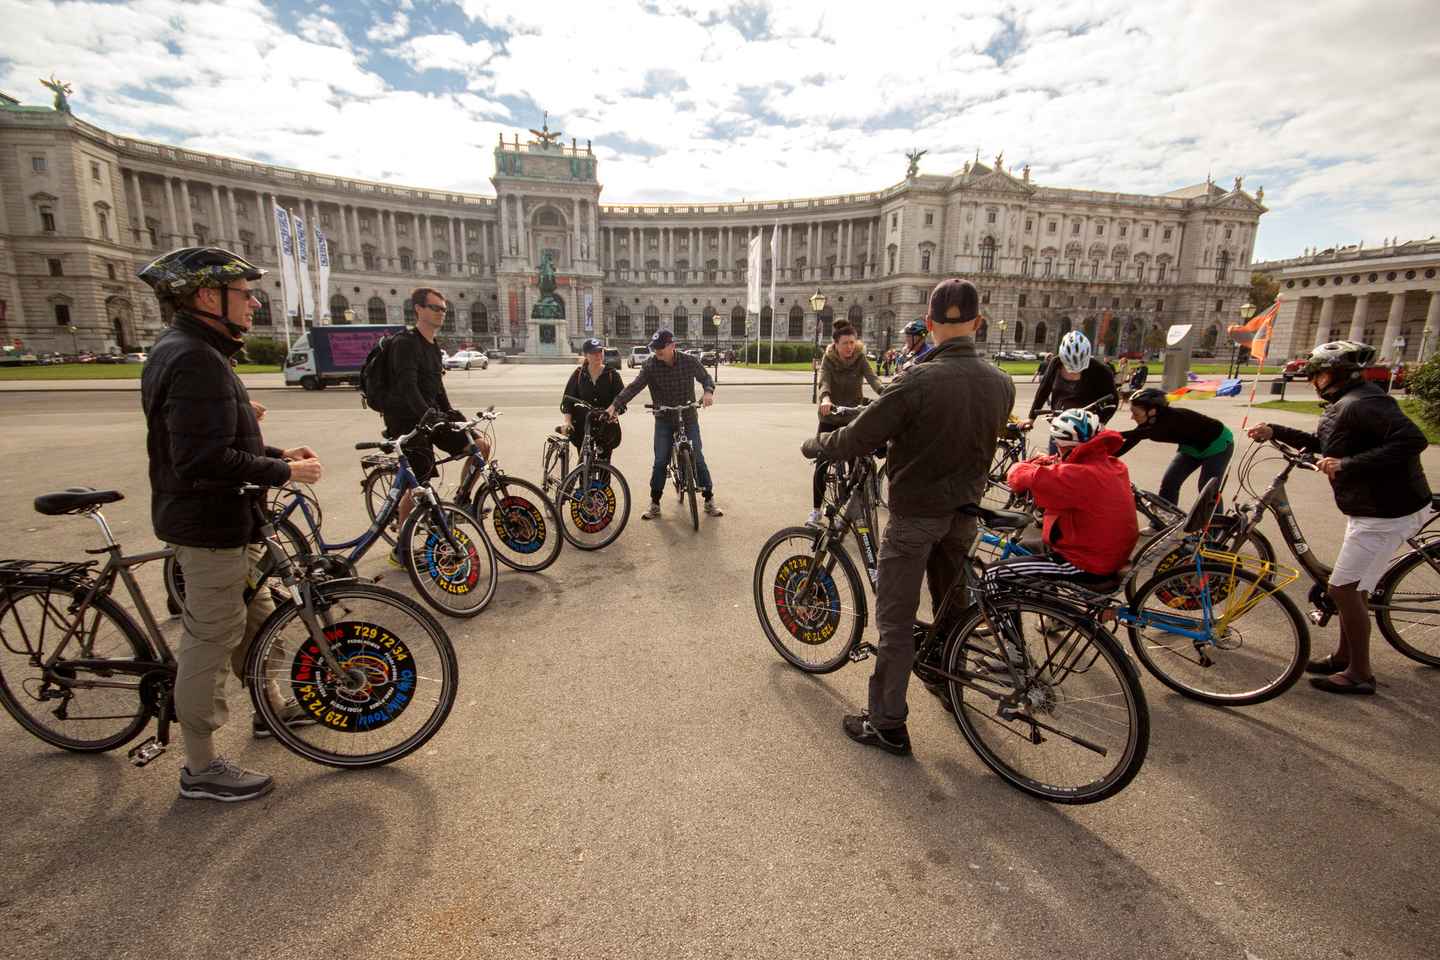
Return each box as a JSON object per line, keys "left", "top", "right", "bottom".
{"left": 527, "top": 319, "right": 570, "bottom": 357}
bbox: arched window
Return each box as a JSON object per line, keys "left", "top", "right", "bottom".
{"left": 730, "top": 305, "right": 746, "bottom": 338}
{"left": 702, "top": 306, "right": 717, "bottom": 336}
{"left": 759, "top": 306, "right": 772, "bottom": 339}
{"left": 444, "top": 304, "right": 457, "bottom": 330}
{"left": 979, "top": 237, "right": 996, "bottom": 272}
{"left": 1033, "top": 320, "right": 1047, "bottom": 348}
{"left": 614, "top": 304, "right": 631, "bottom": 338}
{"left": 1013, "top": 321, "right": 1024, "bottom": 346}
{"left": 788, "top": 304, "right": 804, "bottom": 338}
{"left": 329, "top": 294, "right": 349, "bottom": 323}
{"left": 644, "top": 304, "right": 660, "bottom": 335}
{"left": 470, "top": 302, "right": 488, "bottom": 333}
{"left": 847, "top": 304, "right": 864, "bottom": 336}
{"left": 819, "top": 305, "right": 834, "bottom": 335}
{"left": 252, "top": 291, "right": 272, "bottom": 326}
{"left": 673, "top": 305, "right": 688, "bottom": 338}
{"left": 403, "top": 298, "right": 416, "bottom": 324}
{"left": 368, "top": 296, "right": 387, "bottom": 323}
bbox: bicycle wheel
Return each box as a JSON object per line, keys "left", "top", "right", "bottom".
{"left": 944, "top": 599, "right": 1149, "bottom": 803}
{"left": 556, "top": 462, "right": 632, "bottom": 550}
{"left": 753, "top": 526, "right": 868, "bottom": 673}
{"left": 245, "top": 582, "right": 457, "bottom": 768}
{"left": 398, "top": 501, "right": 498, "bottom": 618}
{"left": 473, "top": 476, "right": 563, "bottom": 573}
{"left": 362, "top": 464, "right": 403, "bottom": 546}
{"left": 1126, "top": 561, "right": 1309, "bottom": 705}
{"left": 1373, "top": 547, "right": 1440, "bottom": 667}
{"left": 0, "top": 584, "right": 153, "bottom": 752}
{"left": 164, "top": 518, "right": 311, "bottom": 615}
{"left": 680, "top": 447, "right": 699, "bottom": 530}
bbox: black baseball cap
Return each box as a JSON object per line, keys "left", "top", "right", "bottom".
{"left": 929, "top": 278, "right": 980, "bottom": 323}
{"left": 581, "top": 337, "right": 604, "bottom": 353}
{"left": 649, "top": 329, "right": 676, "bottom": 349}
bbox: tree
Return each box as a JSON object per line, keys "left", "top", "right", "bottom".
{"left": 1144, "top": 325, "right": 1168, "bottom": 352}
{"left": 1250, "top": 271, "right": 1280, "bottom": 311}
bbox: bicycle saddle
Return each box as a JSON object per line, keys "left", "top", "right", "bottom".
{"left": 961, "top": 504, "right": 1030, "bottom": 530}
{"left": 34, "top": 487, "right": 124, "bottom": 515}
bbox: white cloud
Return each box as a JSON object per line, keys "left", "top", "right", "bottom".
{"left": 2, "top": 0, "right": 1437, "bottom": 259}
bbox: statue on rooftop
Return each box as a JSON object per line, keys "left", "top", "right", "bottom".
{"left": 40, "top": 75, "right": 72, "bottom": 113}
{"left": 529, "top": 111, "right": 563, "bottom": 149}
{"left": 905, "top": 148, "right": 927, "bottom": 178}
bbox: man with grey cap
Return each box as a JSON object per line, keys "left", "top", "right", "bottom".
{"left": 609, "top": 328, "right": 722, "bottom": 519}
{"left": 802, "top": 278, "right": 1013, "bottom": 755}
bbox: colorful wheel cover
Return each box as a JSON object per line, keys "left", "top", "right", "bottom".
{"left": 289, "top": 621, "right": 417, "bottom": 733}
{"left": 420, "top": 524, "right": 483, "bottom": 595}
{"left": 772, "top": 555, "right": 842, "bottom": 645}
{"left": 569, "top": 474, "right": 617, "bottom": 534}
{"left": 1153, "top": 549, "right": 1236, "bottom": 607}
{"left": 493, "top": 496, "right": 545, "bottom": 554}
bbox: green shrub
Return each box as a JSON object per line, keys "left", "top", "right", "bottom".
{"left": 1407, "top": 353, "right": 1440, "bottom": 431}
{"left": 243, "top": 336, "right": 288, "bottom": 366}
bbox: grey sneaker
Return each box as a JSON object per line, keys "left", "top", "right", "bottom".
{"left": 805, "top": 509, "right": 823, "bottom": 527}
{"left": 641, "top": 501, "right": 662, "bottom": 520}
{"left": 704, "top": 498, "right": 725, "bottom": 517}
{"left": 252, "top": 698, "right": 320, "bottom": 739}
{"left": 179, "top": 757, "right": 274, "bottom": 802}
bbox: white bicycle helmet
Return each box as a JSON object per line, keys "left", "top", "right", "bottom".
{"left": 1058, "top": 331, "right": 1092, "bottom": 373}
{"left": 1050, "top": 408, "right": 1101, "bottom": 448}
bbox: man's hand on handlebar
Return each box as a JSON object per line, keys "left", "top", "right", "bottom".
{"left": 281, "top": 445, "right": 318, "bottom": 461}
{"left": 1017, "top": 419, "right": 1034, "bottom": 430}
{"left": 1247, "top": 423, "right": 1274, "bottom": 442}
{"left": 818, "top": 401, "right": 832, "bottom": 417}
{"left": 288, "top": 458, "right": 323, "bottom": 484}
{"left": 800, "top": 438, "right": 823, "bottom": 460}
{"left": 1316, "top": 457, "right": 1342, "bottom": 479}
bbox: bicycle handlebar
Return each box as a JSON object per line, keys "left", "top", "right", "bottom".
{"left": 1268, "top": 439, "right": 1321, "bottom": 469}
{"left": 646, "top": 401, "right": 702, "bottom": 413}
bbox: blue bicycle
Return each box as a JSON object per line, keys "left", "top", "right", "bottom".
{"left": 165, "top": 415, "right": 499, "bottom": 620}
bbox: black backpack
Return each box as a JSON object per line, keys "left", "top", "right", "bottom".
{"left": 358, "top": 332, "right": 403, "bottom": 412}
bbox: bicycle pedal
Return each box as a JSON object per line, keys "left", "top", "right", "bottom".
{"left": 848, "top": 642, "right": 877, "bottom": 663}
{"left": 1307, "top": 608, "right": 1331, "bottom": 627}
{"left": 127, "top": 737, "right": 166, "bottom": 767}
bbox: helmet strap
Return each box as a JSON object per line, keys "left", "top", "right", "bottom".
{"left": 189, "top": 288, "right": 248, "bottom": 339}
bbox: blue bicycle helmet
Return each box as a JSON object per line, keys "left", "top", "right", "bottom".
{"left": 904, "top": 318, "right": 928, "bottom": 337}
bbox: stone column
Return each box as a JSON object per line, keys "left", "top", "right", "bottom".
{"left": 573, "top": 197, "right": 582, "bottom": 262}
{"left": 1315, "top": 296, "right": 1335, "bottom": 346}
{"left": 871, "top": 217, "right": 879, "bottom": 278}
{"left": 385, "top": 210, "right": 399, "bottom": 269}
{"left": 516, "top": 200, "right": 528, "bottom": 264}
{"left": 125, "top": 171, "right": 145, "bottom": 246}
{"left": 224, "top": 186, "right": 241, "bottom": 251}
{"left": 346, "top": 206, "right": 361, "bottom": 269}
{"left": 809, "top": 223, "right": 819, "bottom": 280}
{"left": 498, "top": 197, "right": 509, "bottom": 260}
{"left": 1380, "top": 291, "right": 1407, "bottom": 361}
{"left": 1348, "top": 293, "right": 1369, "bottom": 342}
{"left": 1422, "top": 291, "right": 1440, "bottom": 361}
{"left": 457, "top": 218, "right": 469, "bottom": 275}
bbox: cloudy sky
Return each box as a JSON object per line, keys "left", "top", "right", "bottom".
{"left": 2, "top": 0, "right": 1437, "bottom": 261}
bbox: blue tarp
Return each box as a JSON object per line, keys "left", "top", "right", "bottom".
{"left": 1216, "top": 378, "right": 1243, "bottom": 397}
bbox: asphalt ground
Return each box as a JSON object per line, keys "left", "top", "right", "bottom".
{"left": 0, "top": 370, "right": 1437, "bottom": 960}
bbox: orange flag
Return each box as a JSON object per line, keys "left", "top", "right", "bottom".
{"left": 1227, "top": 300, "right": 1280, "bottom": 361}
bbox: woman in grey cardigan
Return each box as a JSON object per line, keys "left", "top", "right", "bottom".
{"left": 809, "top": 319, "right": 885, "bottom": 525}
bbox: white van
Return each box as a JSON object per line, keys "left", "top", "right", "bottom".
{"left": 629, "top": 346, "right": 650, "bottom": 368}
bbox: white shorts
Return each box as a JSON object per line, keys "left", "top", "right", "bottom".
{"left": 1330, "top": 505, "right": 1436, "bottom": 593}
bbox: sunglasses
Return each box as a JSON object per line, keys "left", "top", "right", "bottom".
{"left": 419, "top": 302, "right": 448, "bottom": 313}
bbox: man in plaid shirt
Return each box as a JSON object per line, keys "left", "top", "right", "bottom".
{"left": 609, "top": 329, "right": 724, "bottom": 519}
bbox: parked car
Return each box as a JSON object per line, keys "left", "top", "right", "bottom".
{"left": 701, "top": 349, "right": 718, "bottom": 365}
{"left": 443, "top": 349, "right": 489, "bottom": 371}
{"left": 1282, "top": 357, "right": 1407, "bottom": 390}
{"left": 603, "top": 347, "right": 622, "bottom": 371}
{"left": 123, "top": 352, "right": 147, "bottom": 364}
{"left": 94, "top": 353, "right": 126, "bottom": 364}
{"left": 629, "top": 346, "right": 650, "bottom": 368}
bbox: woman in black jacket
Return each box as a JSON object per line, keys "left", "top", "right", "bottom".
{"left": 1118, "top": 388, "right": 1234, "bottom": 510}
{"left": 1248, "top": 340, "right": 1433, "bottom": 696}
{"left": 561, "top": 338, "right": 624, "bottom": 461}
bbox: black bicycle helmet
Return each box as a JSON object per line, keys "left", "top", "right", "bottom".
{"left": 904, "top": 318, "right": 927, "bottom": 337}
{"left": 137, "top": 246, "right": 265, "bottom": 335}
{"left": 1129, "top": 387, "right": 1170, "bottom": 409}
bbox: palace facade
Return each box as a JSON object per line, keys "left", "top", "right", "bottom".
{"left": 1, "top": 89, "right": 1265, "bottom": 357}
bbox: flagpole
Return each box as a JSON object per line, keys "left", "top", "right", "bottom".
{"left": 1240, "top": 295, "right": 1281, "bottom": 434}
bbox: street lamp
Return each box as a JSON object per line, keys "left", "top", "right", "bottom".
{"left": 1231, "top": 301, "right": 1255, "bottom": 378}
{"left": 809, "top": 288, "right": 827, "bottom": 403}
{"left": 67, "top": 323, "right": 79, "bottom": 355}
{"left": 342, "top": 308, "right": 355, "bottom": 325}
{"left": 997, "top": 317, "right": 1008, "bottom": 359}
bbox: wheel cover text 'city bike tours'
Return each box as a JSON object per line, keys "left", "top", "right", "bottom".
{"left": 773, "top": 555, "right": 842, "bottom": 645}
{"left": 494, "top": 496, "right": 546, "bottom": 554}
{"left": 289, "top": 621, "right": 417, "bottom": 733}
{"left": 422, "top": 527, "right": 483, "bottom": 594}
{"left": 570, "top": 476, "right": 617, "bottom": 534}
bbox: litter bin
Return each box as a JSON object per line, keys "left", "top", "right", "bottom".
{"left": 1269, "top": 380, "right": 1287, "bottom": 396}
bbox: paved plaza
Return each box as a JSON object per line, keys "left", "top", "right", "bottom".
{"left": 1, "top": 368, "right": 1437, "bottom": 960}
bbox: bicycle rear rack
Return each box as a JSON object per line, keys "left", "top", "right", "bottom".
{"left": 0, "top": 559, "right": 97, "bottom": 589}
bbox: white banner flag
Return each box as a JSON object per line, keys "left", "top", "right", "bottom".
{"left": 272, "top": 205, "right": 299, "bottom": 324}
{"left": 746, "top": 233, "right": 763, "bottom": 316}
{"left": 292, "top": 213, "right": 316, "bottom": 325}
{"left": 769, "top": 221, "right": 779, "bottom": 311}
{"left": 314, "top": 226, "right": 331, "bottom": 323}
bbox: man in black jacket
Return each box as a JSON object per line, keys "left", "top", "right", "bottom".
{"left": 1248, "top": 340, "right": 1433, "bottom": 695}
{"left": 384, "top": 287, "right": 489, "bottom": 540}
{"left": 802, "top": 279, "right": 1014, "bottom": 754}
{"left": 139, "top": 247, "right": 324, "bottom": 802}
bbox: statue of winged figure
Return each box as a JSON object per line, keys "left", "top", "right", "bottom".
{"left": 41, "top": 75, "right": 73, "bottom": 113}
{"left": 529, "top": 111, "right": 562, "bottom": 148}
{"left": 905, "top": 148, "right": 927, "bottom": 178}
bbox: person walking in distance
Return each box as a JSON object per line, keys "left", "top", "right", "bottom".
{"left": 138, "top": 246, "right": 325, "bottom": 802}
{"left": 1248, "top": 340, "right": 1434, "bottom": 695}
{"left": 809, "top": 318, "right": 885, "bottom": 526}
{"left": 608, "top": 329, "right": 723, "bottom": 520}
{"left": 382, "top": 287, "right": 490, "bottom": 561}
{"left": 561, "top": 338, "right": 624, "bottom": 461}
{"left": 802, "top": 279, "right": 1013, "bottom": 755}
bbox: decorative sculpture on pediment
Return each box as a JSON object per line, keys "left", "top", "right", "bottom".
{"left": 1256, "top": 186, "right": 1264, "bottom": 203}
{"left": 529, "top": 111, "right": 563, "bottom": 149}
{"left": 1234, "top": 175, "right": 1244, "bottom": 191}
{"left": 962, "top": 160, "right": 971, "bottom": 174}
{"left": 994, "top": 150, "right": 1004, "bottom": 171}
{"left": 905, "top": 148, "right": 927, "bottom": 178}
{"left": 41, "top": 75, "right": 72, "bottom": 113}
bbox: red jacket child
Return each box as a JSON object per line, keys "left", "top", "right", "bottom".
{"left": 1006, "top": 429, "right": 1139, "bottom": 575}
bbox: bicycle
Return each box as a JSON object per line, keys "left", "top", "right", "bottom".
{"left": 172, "top": 415, "right": 500, "bottom": 619}
{"left": 754, "top": 470, "right": 1150, "bottom": 803}
{"left": 980, "top": 477, "right": 1313, "bottom": 705}
{"left": 647, "top": 401, "right": 706, "bottom": 531}
{"left": 362, "top": 409, "right": 562, "bottom": 574}
{"left": 0, "top": 486, "right": 458, "bottom": 768}
{"left": 1208, "top": 439, "right": 1440, "bottom": 668}
{"left": 540, "top": 399, "right": 633, "bottom": 550}
{"left": 817, "top": 403, "right": 887, "bottom": 525}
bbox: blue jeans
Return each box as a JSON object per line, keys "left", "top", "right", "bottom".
{"left": 1159, "top": 441, "right": 1234, "bottom": 508}
{"left": 651, "top": 414, "right": 714, "bottom": 501}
